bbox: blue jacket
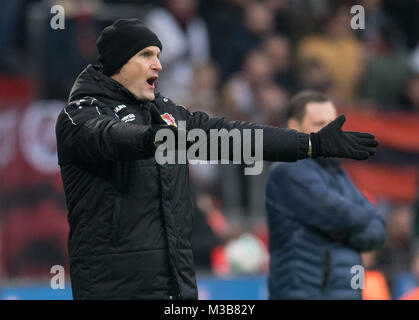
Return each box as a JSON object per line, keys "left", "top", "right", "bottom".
{"left": 266, "top": 158, "right": 386, "bottom": 300}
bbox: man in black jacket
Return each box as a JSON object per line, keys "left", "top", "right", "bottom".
{"left": 55, "top": 19, "right": 378, "bottom": 299}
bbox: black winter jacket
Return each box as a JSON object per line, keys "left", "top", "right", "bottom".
{"left": 55, "top": 64, "right": 309, "bottom": 299}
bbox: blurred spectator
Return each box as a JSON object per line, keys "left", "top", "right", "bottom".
{"left": 296, "top": 4, "right": 364, "bottom": 105}
{"left": 414, "top": 187, "right": 419, "bottom": 239}
{"left": 0, "top": 199, "right": 69, "bottom": 278}
{"left": 262, "top": 34, "right": 296, "bottom": 93}
{"left": 254, "top": 82, "right": 289, "bottom": 126}
{"left": 185, "top": 61, "right": 222, "bottom": 116}
{"left": 191, "top": 191, "right": 247, "bottom": 274}
{"left": 382, "top": 0, "right": 419, "bottom": 50}
{"left": 264, "top": 0, "right": 291, "bottom": 37}
{"left": 219, "top": 48, "right": 278, "bottom": 229}
{"left": 221, "top": 49, "right": 274, "bottom": 122}
{"left": 214, "top": 0, "right": 276, "bottom": 82}
{"left": 297, "top": 59, "right": 335, "bottom": 97}
{"left": 186, "top": 61, "right": 224, "bottom": 211}
{"left": 396, "top": 241, "right": 419, "bottom": 299}
{"left": 400, "top": 72, "right": 419, "bottom": 113}
{"left": 199, "top": 0, "right": 246, "bottom": 81}
{"left": 0, "top": 0, "right": 25, "bottom": 74}
{"left": 190, "top": 193, "right": 226, "bottom": 271}
{"left": 359, "top": 0, "right": 393, "bottom": 51}
{"left": 265, "top": 0, "right": 331, "bottom": 43}
{"left": 387, "top": 204, "right": 414, "bottom": 248}
{"left": 360, "top": 24, "right": 411, "bottom": 110}
{"left": 362, "top": 251, "right": 391, "bottom": 300}
{"left": 411, "top": 43, "right": 419, "bottom": 74}
{"left": 399, "top": 287, "right": 419, "bottom": 300}
{"left": 145, "top": 0, "right": 210, "bottom": 105}
{"left": 375, "top": 204, "right": 415, "bottom": 298}
{"left": 41, "top": 0, "right": 101, "bottom": 99}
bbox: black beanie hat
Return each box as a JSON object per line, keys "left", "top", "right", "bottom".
{"left": 96, "top": 18, "right": 163, "bottom": 76}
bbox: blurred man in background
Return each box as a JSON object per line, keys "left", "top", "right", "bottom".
{"left": 266, "top": 90, "right": 386, "bottom": 300}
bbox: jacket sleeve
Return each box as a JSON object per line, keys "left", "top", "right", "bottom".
{"left": 55, "top": 97, "right": 155, "bottom": 164}
{"left": 339, "top": 172, "right": 387, "bottom": 251}
{"left": 178, "top": 106, "right": 309, "bottom": 162}
{"left": 346, "top": 213, "right": 386, "bottom": 252}
{"left": 266, "top": 164, "right": 374, "bottom": 236}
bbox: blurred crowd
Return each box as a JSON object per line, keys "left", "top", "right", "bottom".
{"left": 1, "top": 0, "right": 419, "bottom": 299}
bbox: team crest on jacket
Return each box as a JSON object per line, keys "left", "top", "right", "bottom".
{"left": 160, "top": 113, "right": 177, "bottom": 127}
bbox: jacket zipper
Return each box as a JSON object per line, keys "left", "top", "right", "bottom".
{"left": 322, "top": 251, "right": 331, "bottom": 294}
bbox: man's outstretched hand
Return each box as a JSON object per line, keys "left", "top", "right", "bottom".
{"left": 310, "top": 114, "right": 379, "bottom": 160}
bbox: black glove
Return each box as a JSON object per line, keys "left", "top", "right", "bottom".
{"left": 310, "top": 114, "right": 379, "bottom": 160}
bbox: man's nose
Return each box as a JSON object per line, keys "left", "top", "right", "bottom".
{"left": 152, "top": 58, "right": 162, "bottom": 72}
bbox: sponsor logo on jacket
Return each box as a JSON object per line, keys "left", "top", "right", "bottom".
{"left": 114, "top": 104, "right": 127, "bottom": 113}
{"left": 121, "top": 114, "right": 135, "bottom": 122}
{"left": 160, "top": 113, "right": 177, "bottom": 127}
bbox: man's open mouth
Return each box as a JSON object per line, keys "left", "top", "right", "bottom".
{"left": 147, "top": 76, "right": 158, "bottom": 88}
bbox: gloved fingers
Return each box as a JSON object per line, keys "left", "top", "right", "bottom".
{"left": 344, "top": 132, "right": 379, "bottom": 147}
{"left": 334, "top": 114, "right": 346, "bottom": 127}
{"left": 345, "top": 131, "right": 375, "bottom": 139}
{"left": 344, "top": 135, "right": 376, "bottom": 158}
{"left": 326, "top": 114, "right": 346, "bottom": 131}
{"left": 349, "top": 148, "right": 370, "bottom": 160}
{"left": 358, "top": 145, "right": 376, "bottom": 156}
{"left": 355, "top": 150, "right": 370, "bottom": 160}
{"left": 353, "top": 136, "right": 379, "bottom": 147}
{"left": 347, "top": 136, "right": 376, "bottom": 156}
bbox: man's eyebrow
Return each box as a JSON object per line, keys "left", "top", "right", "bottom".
{"left": 141, "top": 49, "right": 160, "bottom": 55}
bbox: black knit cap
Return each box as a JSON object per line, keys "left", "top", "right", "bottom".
{"left": 96, "top": 18, "right": 163, "bottom": 76}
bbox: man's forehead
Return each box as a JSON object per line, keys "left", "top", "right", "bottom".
{"left": 305, "top": 101, "right": 336, "bottom": 120}
{"left": 306, "top": 101, "right": 335, "bottom": 113}
{"left": 137, "top": 46, "right": 161, "bottom": 54}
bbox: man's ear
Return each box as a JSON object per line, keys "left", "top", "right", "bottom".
{"left": 287, "top": 118, "right": 301, "bottom": 131}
